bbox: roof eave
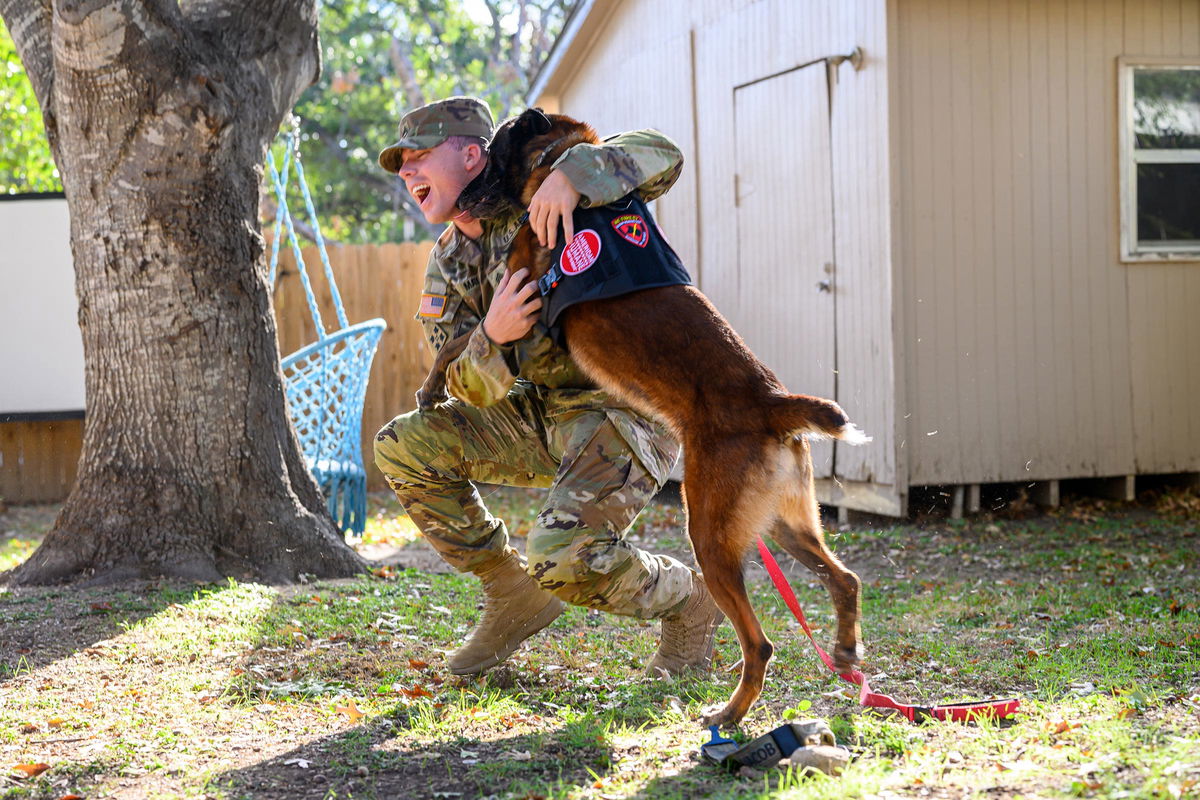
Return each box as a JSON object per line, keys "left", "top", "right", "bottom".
{"left": 526, "top": 0, "right": 599, "bottom": 106}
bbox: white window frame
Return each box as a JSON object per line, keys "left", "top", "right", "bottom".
{"left": 1118, "top": 57, "right": 1200, "bottom": 263}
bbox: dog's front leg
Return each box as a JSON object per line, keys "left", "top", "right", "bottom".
{"left": 415, "top": 330, "right": 473, "bottom": 411}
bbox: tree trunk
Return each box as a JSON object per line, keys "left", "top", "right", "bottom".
{"left": 1, "top": 0, "right": 366, "bottom": 585}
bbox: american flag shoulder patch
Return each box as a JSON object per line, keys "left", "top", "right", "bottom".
{"left": 418, "top": 293, "right": 447, "bottom": 318}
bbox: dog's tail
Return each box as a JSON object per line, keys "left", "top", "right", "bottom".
{"left": 767, "top": 394, "right": 872, "bottom": 444}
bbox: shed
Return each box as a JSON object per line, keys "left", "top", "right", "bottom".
{"left": 528, "top": 0, "right": 1200, "bottom": 517}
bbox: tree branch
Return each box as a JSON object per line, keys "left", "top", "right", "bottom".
{"left": 388, "top": 34, "right": 425, "bottom": 110}
{"left": 481, "top": 0, "right": 504, "bottom": 64}
{"left": 510, "top": 0, "right": 527, "bottom": 72}
{"left": 414, "top": 0, "right": 448, "bottom": 46}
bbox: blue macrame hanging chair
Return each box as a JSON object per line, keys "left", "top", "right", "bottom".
{"left": 267, "top": 130, "right": 386, "bottom": 537}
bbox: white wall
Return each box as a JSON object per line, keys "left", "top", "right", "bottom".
{"left": 0, "top": 197, "right": 85, "bottom": 413}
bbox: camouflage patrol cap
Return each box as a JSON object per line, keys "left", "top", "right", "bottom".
{"left": 377, "top": 96, "right": 495, "bottom": 173}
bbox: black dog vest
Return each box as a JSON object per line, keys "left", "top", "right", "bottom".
{"left": 535, "top": 194, "right": 692, "bottom": 347}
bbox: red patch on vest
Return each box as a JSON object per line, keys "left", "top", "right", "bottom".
{"left": 611, "top": 214, "right": 649, "bottom": 247}
{"left": 560, "top": 229, "right": 602, "bottom": 275}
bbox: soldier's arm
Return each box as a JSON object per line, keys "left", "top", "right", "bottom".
{"left": 417, "top": 250, "right": 517, "bottom": 408}
{"left": 549, "top": 129, "right": 684, "bottom": 208}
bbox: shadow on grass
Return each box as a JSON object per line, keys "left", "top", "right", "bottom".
{"left": 213, "top": 703, "right": 725, "bottom": 800}
{"left": 213, "top": 568, "right": 736, "bottom": 798}
{"left": 0, "top": 579, "right": 199, "bottom": 686}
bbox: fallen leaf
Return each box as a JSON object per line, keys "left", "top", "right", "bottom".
{"left": 47, "top": 718, "right": 65, "bottom": 729}
{"left": 20, "top": 724, "right": 39, "bottom": 734}
{"left": 408, "top": 659, "right": 429, "bottom": 670}
{"left": 401, "top": 684, "right": 433, "bottom": 699}
{"left": 11, "top": 762, "right": 51, "bottom": 778}
{"left": 1118, "top": 707, "right": 1137, "bottom": 719}
{"left": 77, "top": 700, "right": 95, "bottom": 710}
{"left": 499, "top": 749, "right": 533, "bottom": 761}
{"left": 283, "top": 758, "right": 311, "bottom": 768}
{"left": 335, "top": 699, "right": 365, "bottom": 723}
{"left": 90, "top": 601, "right": 113, "bottom": 612}
{"left": 58, "top": 795, "right": 84, "bottom": 800}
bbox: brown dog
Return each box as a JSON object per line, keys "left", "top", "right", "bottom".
{"left": 418, "top": 109, "right": 869, "bottom": 727}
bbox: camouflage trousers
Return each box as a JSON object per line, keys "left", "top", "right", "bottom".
{"left": 372, "top": 383, "right": 694, "bottom": 619}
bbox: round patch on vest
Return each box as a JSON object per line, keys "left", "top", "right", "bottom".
{"left": 560, "top": 229, "right": 602, "bottom": 275}
{"left": 612, "top": 213, "right": 649, "bottom": 247}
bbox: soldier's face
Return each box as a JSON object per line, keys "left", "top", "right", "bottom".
{"left": 398, "top": 140, "right": 485, "bottom": 224}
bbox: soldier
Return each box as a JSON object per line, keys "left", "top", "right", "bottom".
{"left": 373, "top": 96, "right": 722, "bottom": 678}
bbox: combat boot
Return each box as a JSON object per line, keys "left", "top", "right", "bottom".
{"left": 647, "top": 571, "right": 724, "bottom": 677}
{"left": 448, "top": 552, "right": 564, "bottom": 675}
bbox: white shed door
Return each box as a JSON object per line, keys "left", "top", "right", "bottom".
{"left": 734, "top": 64, "right": 836, "bottom": 476}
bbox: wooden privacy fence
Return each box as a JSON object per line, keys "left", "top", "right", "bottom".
{"left": 0, "top": 241, "right": 433, "bottom": 504}
{"left": 272, "top": 239, "right": 434, "bottom": 492}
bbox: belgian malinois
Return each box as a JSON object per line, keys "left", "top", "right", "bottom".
{"left": 418, "top": 109, "right": 869, "bottom": 727}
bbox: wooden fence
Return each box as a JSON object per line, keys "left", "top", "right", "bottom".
{"left": 0, "top": 416, "right": 84, "bottom": 504}
{"left": 273, "top": 240, "right": 435, "bottom": 491}
{"left": 0, "top": 241, "right": 434, "bottom": 504}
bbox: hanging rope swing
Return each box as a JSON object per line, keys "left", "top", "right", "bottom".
{"left": 267, "top": 128, "right": 386, "bottom": 537}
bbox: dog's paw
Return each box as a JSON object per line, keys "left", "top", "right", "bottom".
{"left": 701, "top": 704, "right": 745, "bottom": 729}
{"left": 833, "top": 643, "right": 863, "bottom": 673}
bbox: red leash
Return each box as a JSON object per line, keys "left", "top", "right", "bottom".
{"left": 756, "top": 538, "right": 1020, "bottom": 723}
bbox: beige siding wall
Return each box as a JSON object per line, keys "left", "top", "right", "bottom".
{"left": 548, "top": 2, "right": 702, "bottom": 279}
{"left": 892, "top": 0, "right": 1200, "bottom": 485}
{"left": 543, "top": 0, "right": 899, "bottom": 505}
{"left": 1122, "top": 2, "right": 1200, "bottom": 474}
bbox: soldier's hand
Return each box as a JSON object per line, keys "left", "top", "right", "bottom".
{"left": 528, "top": 168, "right": 580, "bottom": 250}
{"left": 482, "top": 268, "right": 542, "bottom": 344}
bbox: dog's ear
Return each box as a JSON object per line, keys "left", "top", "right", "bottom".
{"left": 518, "top": 107, "right": 553, "bottom": 135}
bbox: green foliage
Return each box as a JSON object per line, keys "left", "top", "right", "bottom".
{"left": 0, "top": 21, "right": 60, "bottom": 194}
{"left": 0, "top": 2, "right": 574, "bottom": 238}
{"left": 282, "top": 0, "right": 576, "bottom": 243}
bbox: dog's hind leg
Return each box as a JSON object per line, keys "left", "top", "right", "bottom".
{"left": 768, "top": 436, "right": 863, "bottom": 672}
{"left": 683, "top": 439, "right": 780, "bottom": 728}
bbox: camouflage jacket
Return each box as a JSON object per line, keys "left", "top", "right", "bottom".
{"left": 415, "top": 129, "right": 685, "bottom": 483}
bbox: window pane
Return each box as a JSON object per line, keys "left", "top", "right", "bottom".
{"left": 1133, "top": 68, "right": 1200, "bottom": 149}
{"left": 1137, "top": 163, "right": 1200, "bottom": 245}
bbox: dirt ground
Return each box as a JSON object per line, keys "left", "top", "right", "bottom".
{"left": 2, "top": 488, "right": 1198, "bottom": 799}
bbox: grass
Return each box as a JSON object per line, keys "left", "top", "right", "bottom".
{"left": 1, "top": 487, "right": 1198, "bottom": 799}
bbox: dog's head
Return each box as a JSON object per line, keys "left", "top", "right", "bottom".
{"left": 457, "top": 108, "right": 597, "bottom": 219}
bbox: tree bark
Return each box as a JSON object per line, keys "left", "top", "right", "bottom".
{"left": 1, "top": 0, "right": 366, "bottom": 585}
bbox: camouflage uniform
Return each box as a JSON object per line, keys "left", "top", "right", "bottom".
{"left": 374, "top": 123, "right": 694, "bottom": 620}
